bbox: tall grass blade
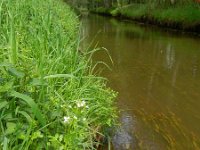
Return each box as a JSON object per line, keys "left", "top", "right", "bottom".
{"left": 43, "top": 74, "right": 76, "bottom": 79}
{"left": 9, "top": 8, "right": 17, "bottom": 64}
{"left": 18, "top": 111, "right": 33, "bottom": 123}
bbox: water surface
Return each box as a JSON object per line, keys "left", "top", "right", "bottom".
{"left": 81, "top": 14, "right": 200, "bottom": 149}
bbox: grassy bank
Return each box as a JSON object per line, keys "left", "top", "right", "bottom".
{"left": 91, "top": 3, "right": 200, "bottom": 32}
{"left": 0, "top": 0, "right": 116, "bottom": 149}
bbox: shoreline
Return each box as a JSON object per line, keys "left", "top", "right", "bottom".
{"left": 90, "top": 3, "right": 200, "bottom": 34}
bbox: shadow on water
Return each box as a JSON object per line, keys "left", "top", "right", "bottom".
{"left": 81, "top": 14, "right": 200, "bottom": 149}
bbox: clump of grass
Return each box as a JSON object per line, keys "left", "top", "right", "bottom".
{"left": 110, "top": 8, "right": 121, "bottom": 17}
{"left": 151, "top": 4, "right": 200, "bottom": 24}
{"left": 120, "top": 4, "right": 148, "bottom": 19}
{"left": 91, "top": 7, "right": 114, "bottom": 16}
{"left": 91, "top": 2, "right": 200, "bottom": 31}
{"left": 0, "top": 0, "right": 117, "bottom": 149}
{"left": 119, "top": 2, "right": 200, "bottom": 25}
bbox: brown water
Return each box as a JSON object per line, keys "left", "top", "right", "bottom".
{"left": 81, "top": 14, "right": 200, "bottom": 150}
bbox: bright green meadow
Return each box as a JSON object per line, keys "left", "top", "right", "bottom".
{"left": 0, "top": 0, "right": 117, "bottom": 149}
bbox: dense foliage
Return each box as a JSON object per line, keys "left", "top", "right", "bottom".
{"left": 66, "top": 0, "right": 200, "bottom": 9}
{"left": 0, "top": 0, "right": 117, "bottom": 149}
{"left": 70, "top": 0, "right": 200, "bottom": 32}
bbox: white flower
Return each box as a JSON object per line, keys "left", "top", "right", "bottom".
{"left": 76, "top": 100, "right": 86, "bottom": 108}
{"left": 63, "top": 116, "right": 70, "bottom": 123}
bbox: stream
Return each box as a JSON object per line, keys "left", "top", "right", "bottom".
{"left": 81, "top": 14, "right": 200, "bottom": 149}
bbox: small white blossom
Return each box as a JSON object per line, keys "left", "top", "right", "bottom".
{"left": 77, "top": 100, "right": 86, "bottom": 108}
{"left": 63, "top": 116, "right": 70, "bottom": 123}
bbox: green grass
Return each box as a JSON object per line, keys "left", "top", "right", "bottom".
{"left": 91, "top": 7, "right": 114, "bottom": 16}
{"left": 92, "top": 3, "right": 200, "bottom": 31}
{"left": 120, "top": 4, "right": 148, "bottom": 19}
{"left": 0, "top": 0, "right": 117, "bottom": 149}
{"left": 152, "top": 4, "right": 200, "bottom": 24}
{"left": 119, "top": 3, "right": 200, "bottom": 24}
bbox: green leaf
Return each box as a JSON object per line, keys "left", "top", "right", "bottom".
{"left": 4, "top": 113, "right": 12, "bottom": 120}
{"left": 6, "top": 122, "right": 16, "bottom": 134}
{"left": 10, "top": 91, "right": 46, "bottom": 126}
{"left": 0, "top": 82, "right": 13, "bottom": 93}
{"left": 8, "top": 67, "right": 25, "bottom": 78}
{"left": 0, "top": 101, "right": 8, "bottom": 110}
{"left": 0, "top": 78, "right": 5, "bottom": 83}
{"left": 0, "top": 62, "right": 12, "bottom": 67}
{"left": 31, "top": 131, "right": 43, "bottom": 140}
{"left": 3, "top": 137, "right": 8, "bottom": 150}
{"left": 29, "top": 78, "right": 47, "bottom": 86}
{"left": 18, "top": 111, "right": 33, "bottom": 123}
{"left": 17, "top": 132, "right": 26, "bottom": 140}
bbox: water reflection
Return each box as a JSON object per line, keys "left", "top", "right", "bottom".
{"left": 81, "top": 14, "right": 200, "bottom": 149}
{"left": 112, "top": 113, "right": 137, "bottom": 150}
{"left": 165, "top": 43, "right": 175, "bottom": 70}
{"left": 192, "top": 55, "right": 198, "bottom": 78}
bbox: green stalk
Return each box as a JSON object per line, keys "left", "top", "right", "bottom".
{"left": 8, "top": 1, "right": 17, "bottom": 65}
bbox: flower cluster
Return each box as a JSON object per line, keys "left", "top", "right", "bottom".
{"left": 63, "top": 100, "right": 89, "bottom": 124}
{"left": 63, "top": 116, "right": 70, "bottom": 123}
{"left": 76, "top": 100, "right": 86, "bottom": 108}
{"left": 63, "top": 116, "right": 87, "bottom": 124}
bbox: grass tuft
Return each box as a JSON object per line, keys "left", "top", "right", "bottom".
{"left": 0, "top": 0, "right": 117, "bottom": 149}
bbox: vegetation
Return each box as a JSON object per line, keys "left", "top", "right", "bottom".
{"left": 0, "top": 0, "right": 117, "bottom": 149}
{"left": 67, "top": 0, "right": 200, "bottom": 32}
{"left": 117, "top": 3, "right": 200, "bottom": 31}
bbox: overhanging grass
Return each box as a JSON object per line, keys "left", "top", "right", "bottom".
{"left": 0, "top": 0, "right": 117, "bottom": 149}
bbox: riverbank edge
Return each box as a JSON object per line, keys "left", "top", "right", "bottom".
{"left": 90, "top": 4, "right": 200, "bottom": 33}
{"left": 0, "top": 0, "right": 117, "bottom": 149}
